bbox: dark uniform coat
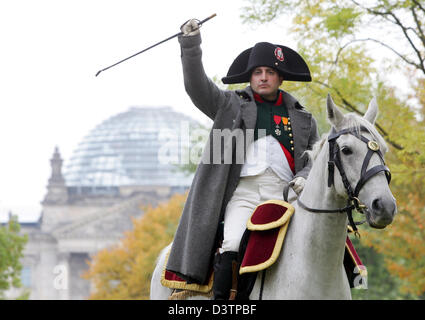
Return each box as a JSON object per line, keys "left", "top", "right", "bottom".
{"left": 166, "top": 33, "right": 319, "bottom": 284}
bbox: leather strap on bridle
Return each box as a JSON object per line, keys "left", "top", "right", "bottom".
{"left": 297, "top": 125, "right": 391, "bottom": 235}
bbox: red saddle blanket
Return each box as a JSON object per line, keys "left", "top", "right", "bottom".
{"left": 239, "top": 199, "right": 294, "bottom": 274}
{"left": 162, "top": 200, "right": 366, "bottom": 293}
{"left": 239, "top": 199, "right": 366, "bottom": 287}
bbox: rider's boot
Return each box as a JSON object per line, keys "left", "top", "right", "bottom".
{"left": 212, "top": 251, "right": 238, "bottom": 300}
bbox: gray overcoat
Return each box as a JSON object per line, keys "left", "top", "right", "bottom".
{"left": 166, "top": 33, "right": 319, "bottom": 284}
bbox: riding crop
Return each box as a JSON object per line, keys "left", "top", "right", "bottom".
{"left": 95, "top": 13, "right": 217, "bottom": 77}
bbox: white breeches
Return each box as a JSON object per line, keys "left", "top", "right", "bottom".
{"left": 221, "top": 168, "right": 292, "bottom": 253}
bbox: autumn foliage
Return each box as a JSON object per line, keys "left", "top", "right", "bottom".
{"left": 242, "top": 0, "right": 425, "bottom": 297}
{"left": 83, "top": 193, "right": 186, "bottom": 300}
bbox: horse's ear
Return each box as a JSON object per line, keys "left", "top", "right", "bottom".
{"left": 327, "top": 94, "right": 344, "bottom": 127}
{"left": 364, "top": 97, "right": 379, "bottom": 124}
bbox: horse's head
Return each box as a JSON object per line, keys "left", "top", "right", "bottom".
{"left": 326, "top": 94, "right": 397, "bottom": 229}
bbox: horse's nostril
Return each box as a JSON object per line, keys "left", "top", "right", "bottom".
{"left": 372, "top": 199, "right": 382, "bottom": 212}
{"left": 371, "top": 198, "right": 397, "bottom": 217}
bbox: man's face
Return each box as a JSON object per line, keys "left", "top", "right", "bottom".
{"left": 250, "top": 66, "right": 284, "bottom": 100}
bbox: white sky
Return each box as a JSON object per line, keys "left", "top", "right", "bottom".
{"left": 0, "top": 0, "right": 296, "bottom": 222}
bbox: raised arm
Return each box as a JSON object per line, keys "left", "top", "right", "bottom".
{"left": 179, "top": 19, "right": 229, "bottom": 120}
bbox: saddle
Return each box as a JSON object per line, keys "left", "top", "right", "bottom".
{"left": 161, "top": 199, "right": 366, "bottom": 300}
{"left": 232, "top": 199, "right": 294, "bottom": 299}
{"left": 234, "top": 200, "right": 367, "bottom": 299}
{"left": 239, "top": 199, "right": 294, "bottom": 274}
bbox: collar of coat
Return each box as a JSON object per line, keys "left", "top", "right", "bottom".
{"left": 236, "top": 86, "right": 308, "bottom": 130}
{"left": 253, "top": 90, "right": 284, "bottom": 106}
{"left": 236, "top": 86, "right": 304, "bottom": 109}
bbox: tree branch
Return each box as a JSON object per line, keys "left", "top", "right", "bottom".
{"left": 411, "top": 5, "right": 425, "bottom": 49}
{"left": 351, "top": 0, "right": 395, "bottom": 23}
{"left": 351, "top": 0, "right": 420, "bottom": 42}
{"left": 336, "top": 38, "right": 422, "bottom": 72}
{"left": 412, "top": 0, "right": 425, "bottom": 14}
{"left": 388, "top": 11, "right": 425, "bottom": 74}
{"left": 350, "top": 0, "right": 425, "bottom": 75}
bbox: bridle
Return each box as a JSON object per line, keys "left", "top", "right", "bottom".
{"left": 297, "top": 125, "right": 392, "bottom": 236}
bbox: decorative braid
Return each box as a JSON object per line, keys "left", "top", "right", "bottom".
{"left": 168, "top": 289, "right": 213, "bottom": 300}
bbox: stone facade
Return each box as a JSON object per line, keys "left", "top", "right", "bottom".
{"left": 4, "top": 107, "right": 196, "bottom": 300}
{"left": 8, "top": 147, "right": 185, "bottom": 300}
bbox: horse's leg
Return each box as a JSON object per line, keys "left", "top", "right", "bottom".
{"left": 150, "top": 244, "right": 173, "bottom": 300}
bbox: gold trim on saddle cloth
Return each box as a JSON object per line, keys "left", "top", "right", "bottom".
{"left": 160, "top": 249, "right": 213, "bottom": 293}
{"left": 240, "top": 199, "right": 295, "bottom": 275}
{"left": 345, "top": 228, "right": 368, "bottom": 278}
{"left": 246, "top": 199, "right": 295, "bottom": 231}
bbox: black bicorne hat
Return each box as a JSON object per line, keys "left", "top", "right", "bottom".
{"left": 221, "top": 42, "right": 311, "bottom": 84}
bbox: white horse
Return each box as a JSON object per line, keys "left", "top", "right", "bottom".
{"left": 150, "top": 95, "right": 397, "bottom": 300}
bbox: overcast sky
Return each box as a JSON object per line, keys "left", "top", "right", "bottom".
{"left": 0, "top": 0, "right": 297, "bottom": 222}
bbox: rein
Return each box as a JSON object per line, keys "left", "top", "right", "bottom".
{"left": 296, "top": 125, "right": 391, "bottom": 236}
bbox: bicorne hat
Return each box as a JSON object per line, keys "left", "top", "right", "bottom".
{"left": 221, "top": 42, "right": 311, "bottom": 84}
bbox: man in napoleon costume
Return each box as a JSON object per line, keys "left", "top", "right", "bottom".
{"left": 166, "top": 19, "right": 320, "bottom": 299}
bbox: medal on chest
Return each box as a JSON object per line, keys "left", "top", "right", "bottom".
{"left": 282, "top": 116, "right": 289, "bottom": 131}
{"left": 273, "top": 115, "right": 290, "bottom": 136}
{"left": 273, "top": 115, "right": 282, "bottom": 136}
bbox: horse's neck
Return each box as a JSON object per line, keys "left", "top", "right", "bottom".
{"left": 290, "top": 147, "right": 348, "bottom": 285}
{"left": 259, "top": 149, "right": 351, "bottom": 299}
{"left": 298, "top": 145, "right": 348, "bottom": 247}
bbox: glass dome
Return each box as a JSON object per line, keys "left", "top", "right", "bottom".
{"left": 64, "top": 106, "right": 198, "bottom": 188}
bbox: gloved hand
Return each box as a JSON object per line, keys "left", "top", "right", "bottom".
{"left": 180, "top": 19, "right": 200, "bottom": 37}
{"left": 290, "top": 176, "right": 306, "bottom": 196}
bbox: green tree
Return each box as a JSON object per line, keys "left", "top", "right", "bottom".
{"left": 83, "top": 194, "right": 186, "bottom": 299}
{"left": 0, "top": 215, "right": 28, "bottom": 299}
{"left": 241, "top": 0, "right": 425, "bottom": 298}
{"left": 350, "top": 238, "right": 417, "bottom": 299}
{"left": 242, "top": 0, "right": 425, "bottom": 76}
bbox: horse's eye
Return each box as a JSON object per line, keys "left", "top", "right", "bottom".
{"left": 341, "top": 146, "right": 353, "bottom": 155}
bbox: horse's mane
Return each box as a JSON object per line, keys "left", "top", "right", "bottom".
{"left": 307, "top": 112, "right": 388, "bottom": 161}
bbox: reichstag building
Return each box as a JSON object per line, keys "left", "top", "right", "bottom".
{"left": 8, "top": 106, "right": 198, "bottom": 299}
